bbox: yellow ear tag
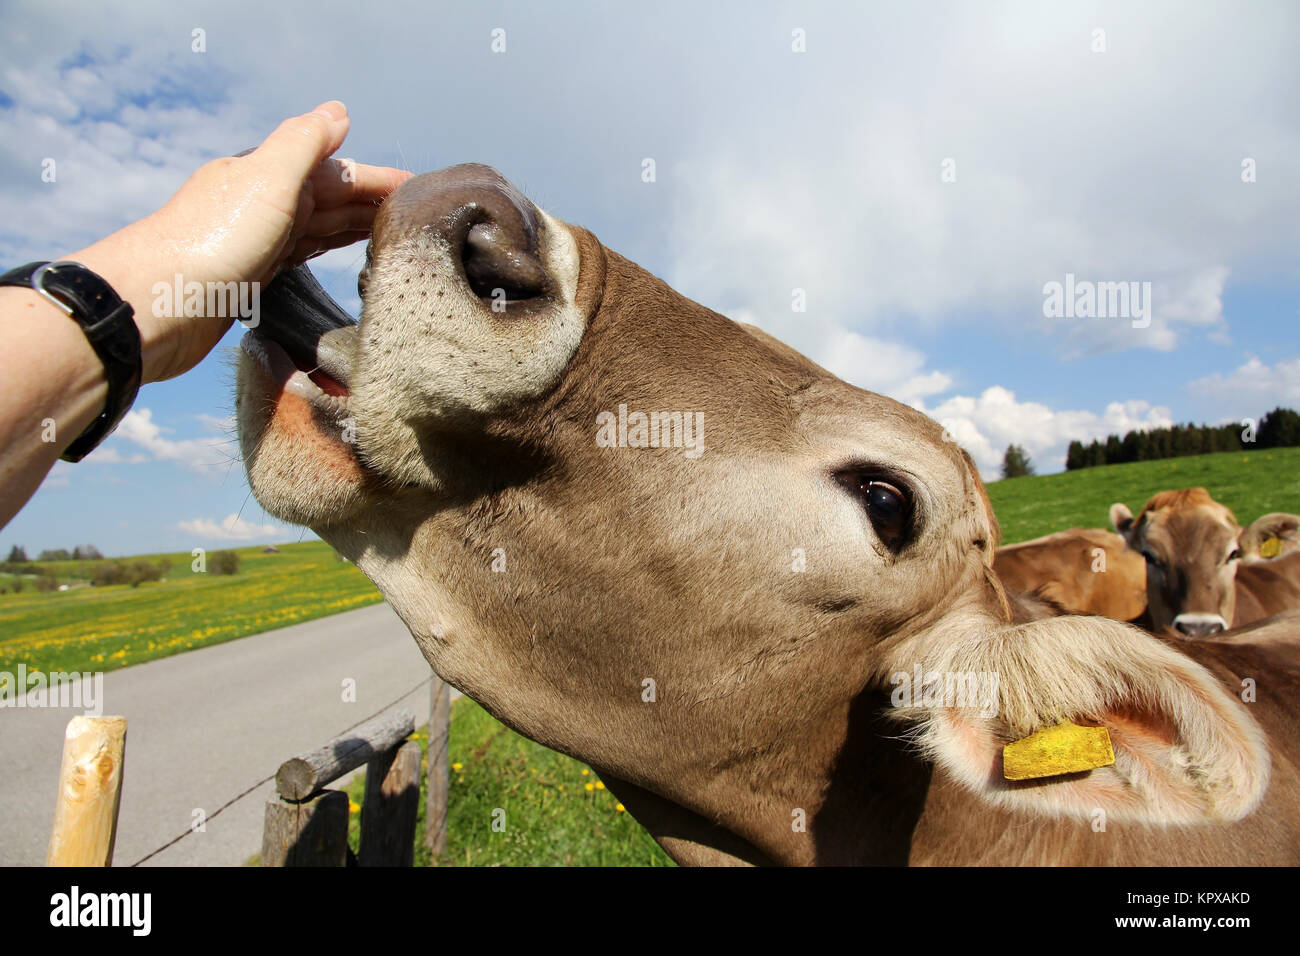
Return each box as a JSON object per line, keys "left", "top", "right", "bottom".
{"left": 1260, "top": 536, "right": 1281, "bottom": 559}
{"left": 1003, "top": 720, "right": 1115, "bottom": 781}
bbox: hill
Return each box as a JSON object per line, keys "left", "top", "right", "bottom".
{"left": 986, "top": 447, "right": 1300, "bottom": 545}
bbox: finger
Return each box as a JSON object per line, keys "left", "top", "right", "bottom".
{"left": 301, "top": 202, "right": 380, "bottom": 238}
{"left": 249, "top": 101, "right": 351, "bottom": 187}
{"left": 309, "top": 230, "right": 377, "bottom": 260}
{"left": 287, "top": 229, "right": 371, "bottom": 266}
{"left": 309, "top": 160, "right": 413, "bottom": 207}
{"left": 288, "top": 179, "right": 316, "bottom": 241}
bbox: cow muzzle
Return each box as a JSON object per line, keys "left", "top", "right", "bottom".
{"left": 1172, "top": 613, "right": 1228, "bottom": 638}
{"left": 344, "top": 163, "right": 588, "bottom": 489}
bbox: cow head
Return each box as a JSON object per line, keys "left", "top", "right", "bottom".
{"left": 236, "top": 165, "right": 1268, "bottom": 863}
{"left": 1109, "top": 489, "right": 1293, "bottom": 636}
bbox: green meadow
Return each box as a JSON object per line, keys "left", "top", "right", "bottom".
{"left": 985, "top": 447, "right": 1300, "bottom": 545}
{"left": 242, "top": 696, "right": 674, "bottom": 868}
{"left": 0, "top": 540, "right": 382, "bottom": 677}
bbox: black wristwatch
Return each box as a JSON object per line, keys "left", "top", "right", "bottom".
{"left": 1, "top": 260, "right": 142, "bottom": 462}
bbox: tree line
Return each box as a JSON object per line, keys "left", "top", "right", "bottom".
{"left": 6, "top": 544, "right": 103, "bottom": 562}
{"left": 1064, "top": 407, "right": 1300, "bottom": 471}
{"left": 1, "top": 544, "right": 241, "bottom": 594}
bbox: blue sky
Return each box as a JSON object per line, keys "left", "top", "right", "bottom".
{"left": 1, "top": 0, "right": 1297, "bottom": 557}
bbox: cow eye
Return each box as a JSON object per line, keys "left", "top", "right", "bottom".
{"left": 835, "top": 471, "right": 913, "bottom": 549}
{"left": 1227, "top": 548, "right": 1242, "bottom": 563}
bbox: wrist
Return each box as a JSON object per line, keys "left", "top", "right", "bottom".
{"left": 66, "top": 217, "right": 176, "bottom": 384}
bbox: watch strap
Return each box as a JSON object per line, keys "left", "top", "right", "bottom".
{"left": 1, "top": 260, "right": 142, "bottom": 462}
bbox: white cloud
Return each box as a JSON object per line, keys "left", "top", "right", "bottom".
{"left": 921, "top": 388, "right": 1174, "bottom": 479}
{"left": 110, "top": 409, "right": 233, "bottom": 471}
{"left": 664, "top": 6, "right": 1298, "bottom": 360}
{"left": 81, "top": 445, "right": 149, "bottom": 465}
{"left": 813, "top": 328, "right": 953, "bottom": 405}
{"left": 175, "top": 513, "right": 282, "bottom": 542}
{"left": 1051, "top": 267, "right": 1232, "bottom": 356}
{"left": 1188, "top": 355, "right": 1300, "bottom": 411}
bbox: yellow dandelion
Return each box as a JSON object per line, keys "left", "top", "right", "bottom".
{"left": 581, "top": 768, "right": 589, "bottom": 776}
{"left": 452, "top": 762, "right": 463, "bottom": 771}
{"left": 348, "top": 800, "right": 360, "bottom": 814}
{"left": 584, "top": 783, "right": 594, "bottom": 792}
{"left": 595, "top": 781, "right": 605, "bottom": 790}
{"left": 616, "top": 803, "right": 626, "bottom": 812}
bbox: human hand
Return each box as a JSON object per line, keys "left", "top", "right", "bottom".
{"left": 70, "top": 100, "right": 411, "bottom": 383}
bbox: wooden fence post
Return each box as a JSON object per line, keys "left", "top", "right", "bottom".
{"left": 358, "top": 740, "right": 421, "bottom": 866}
{"left": 46, "top": 716, "right": 127, "bottom": 867}
{"left": 261, "top": 790, "right": 349, "bottom": 866}
{"left": 425, "top": 677, "right": 450, "bottom": 856}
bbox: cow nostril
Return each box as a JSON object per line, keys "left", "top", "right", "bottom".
{"left": 463, "top": 221, "right": 549, "bottom": 302}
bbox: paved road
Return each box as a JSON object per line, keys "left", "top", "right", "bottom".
{"left": 0, "top": 602, "right": 439, "bottom": 866}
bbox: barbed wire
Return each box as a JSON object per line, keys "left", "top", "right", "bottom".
{"left": 128, "top": 674, "right": 434, "bottom": 867}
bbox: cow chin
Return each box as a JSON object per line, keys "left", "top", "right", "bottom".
{"left": 234, "top": 344, "right": 371, "bottom": 527}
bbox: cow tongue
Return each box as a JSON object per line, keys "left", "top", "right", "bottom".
{"left": 257, "top": 263, "right": 357, "bottom": 392}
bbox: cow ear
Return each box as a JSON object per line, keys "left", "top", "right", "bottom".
{"left": 891, "top": 615, "right": 1269, "bottom": 826}
{"left": 1239, "top": 512, "right": 1300, "bottom": 558}
{"left": 1109, "top": 503, "right": 1134, "bottom": 536}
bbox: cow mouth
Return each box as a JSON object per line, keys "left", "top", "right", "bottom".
{"left": 238, "top": 264, "right": 359, "bottom": 419}
{"left": 234, "top": 262, "right": 380, "bottom": 527}
{"left": 239, "top": 326, "right": 354, "bottom": 417}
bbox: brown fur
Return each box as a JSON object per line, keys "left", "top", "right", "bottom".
{"left": 237, "top": 165, "right": 1300, "bottom": 865}
{"left": 995, "top": 528, "right": 1146, "bottom": 621}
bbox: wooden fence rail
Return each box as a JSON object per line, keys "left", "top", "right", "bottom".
{"left": 262, "top": 676, "right": 452, "bottom": 866}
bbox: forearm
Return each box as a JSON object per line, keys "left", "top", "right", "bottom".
{"left": 0, "top": 221, "right": 178, "bottom": 529}
{"left": 0, "top": 287, "right": 109, "bottom": 527}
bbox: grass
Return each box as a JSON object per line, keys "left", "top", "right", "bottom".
{"left": 985, "top": 447, "right": 1300, "bottom": 545}
{"left": 248, "top": 696, "right": 674, "bottom": 867}
{"left": 0, "top": 540, "right": 382, "bottom": 677}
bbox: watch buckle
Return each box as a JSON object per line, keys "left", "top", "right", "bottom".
{"left": 31, "top": 260, "right": 87, "bottom": 318}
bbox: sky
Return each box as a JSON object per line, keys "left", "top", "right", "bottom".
{"left": 1, "top": 0, "right": 1297, "bottom": 558}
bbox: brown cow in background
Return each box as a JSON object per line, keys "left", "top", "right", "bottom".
{"left": 1111, "top": 489, "right": 1300, "bottom": 636}
{"left": 994, "top": 528, "right": 1145, "bottom": 621}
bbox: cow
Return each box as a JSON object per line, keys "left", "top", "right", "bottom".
{"left": 1110, "top": 490, "right": 1300, "bottom": 637}
{"left": 993, "top": 528, "right": 1145, "bottom": 621}
{"left": 236, "top": 164, "right": 1300, "bottom": 865}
